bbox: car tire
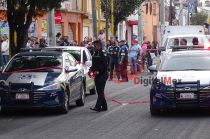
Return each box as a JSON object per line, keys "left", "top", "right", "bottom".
{"left": 150, "top": 93, "right": 161, "bottom": 116}
{"left": 76, "top": 85, "right": 85, "bottom": 106}
{"left": 90, "top": 87, "right": 96, "bottom": 95}
{"left": 60, "top": 92, "right": 69, "bottom": 114}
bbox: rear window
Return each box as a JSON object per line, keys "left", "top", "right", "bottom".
{"left": 167, "top": 37, "right": 207, "bottom": 48}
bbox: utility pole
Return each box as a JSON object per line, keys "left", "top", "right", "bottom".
{"left": 105, "top": 0, "right": 109, "bottom": 42}
{"left": 92, "top": 0, "right": 97, "bottom": 39}
{"left": 111, "top": 0, "right": 114, "bottom": 35}
{"left": 179, "top": 0, "right": 183, "bottom": 25}
{"left": 47, "top": 9, "right": 56, "bottom": 46}
{"left": 169, "top": 0, "right": 173, "bottom": 25}
{"left": 138, "top": 4, "right": 143, "bottom": 45}
{"left": 160, "top": 0, "right": 165, "bottom": 47}
{"left": 97, "top": 0, "right": 101, "bottom": 34}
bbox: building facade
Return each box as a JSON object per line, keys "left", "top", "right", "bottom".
{"left": 143, "top": 0, "right": 160, "bottom": 42}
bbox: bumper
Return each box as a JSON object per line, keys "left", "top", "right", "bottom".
{"left": 0, "top": 90, "right": 65, "bottom": 110}
{"left": 151, "top": 90, "right": 210, "bottom": 109}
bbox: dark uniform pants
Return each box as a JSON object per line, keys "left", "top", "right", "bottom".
{"left": 94, "top": 74, "right": 108, "bottom": 109}
{"left": 119, "top": 60, "right": 128, "bottom": 80}
{"left": 109, "top": 58, "right": 119, "bottom": 80}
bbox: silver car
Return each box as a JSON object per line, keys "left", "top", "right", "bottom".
{"left": 45, "top": 46, "right": 96, "bottom": 95}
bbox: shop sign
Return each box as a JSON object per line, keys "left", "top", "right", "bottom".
{"left": 41, "top": 20, "right": 47, "bottom": 37}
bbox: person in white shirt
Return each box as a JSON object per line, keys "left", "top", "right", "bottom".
{"left": 1, "top": 35, "right": 9, "bottom": 65}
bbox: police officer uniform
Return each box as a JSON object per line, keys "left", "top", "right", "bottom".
{"left": 109, "top": 43, "right": 120, "bottom": 80}
{"left": 90, "top": 41, "right": 108, "bottom": 112}
{"left": 119, "top": 42, "right": 128, "bottom": 81}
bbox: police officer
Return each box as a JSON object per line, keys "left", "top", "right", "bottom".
{"left": 90, "top": 40, "right": 108, "bottom": 112}
{"left": 109, "top": 37, "right": 120, "bottom": 80}
{"left": 119, "top": 40, "right": 128, "bottom": 82}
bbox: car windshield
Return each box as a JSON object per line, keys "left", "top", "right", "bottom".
{"left": 160, "top": 54, "right": 210, "bottom": 71}
{"left": 67, "top": 50, "right": 81, "bottom": 62}
{"left": 5, "top": 55, "right": 63, "bottom": 73}
{"left": 167, "top": 36, "right": 207, "bottom": 48}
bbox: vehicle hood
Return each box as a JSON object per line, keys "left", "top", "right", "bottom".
{"left": 157, "top": 71, "right": 210, "bottom": 86}
{"left": 0, "top": 72, "right": 61, "bottom": 87}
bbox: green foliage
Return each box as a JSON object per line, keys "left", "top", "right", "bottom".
{"left": 191, "top": 11, "right": 208, "bottom": 25}
{"left": 101, "top": 0, "right": 145, "bottom": 33}
{"left": 7, "top": 0, "right": 66, "bottom": 55}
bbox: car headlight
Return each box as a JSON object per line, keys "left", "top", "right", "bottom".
{"left": 38, "top": 83, "right": 61, "bottom": 91}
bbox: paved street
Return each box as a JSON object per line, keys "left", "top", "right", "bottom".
{"left": 1, "top": 74, "right": 210, "bottom": 139}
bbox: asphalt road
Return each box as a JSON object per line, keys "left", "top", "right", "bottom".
{"left": 1, "top": 73, "right": 210, "bottom": 139}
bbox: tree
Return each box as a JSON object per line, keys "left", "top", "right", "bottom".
{"left": 191, "top": 11, "right": 208, "bottom": 25}
{"left": 7, "top": 0, "right": 65, "bottom": 56}
{"left": 101, "top": 0, "right": 145, "bottom": 35}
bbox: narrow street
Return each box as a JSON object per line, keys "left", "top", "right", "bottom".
{"left": 0, "top": 76, "right": 210, "bottom": 139}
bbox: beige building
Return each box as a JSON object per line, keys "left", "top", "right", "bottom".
{"left": 143, "top": 0, "right": 160, "bottom": 42}
{"left": 82, "top": 0, "right": 106, "bottom": 40}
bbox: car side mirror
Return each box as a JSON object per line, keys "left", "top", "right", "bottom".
{"left": 148, "top": 65, "right": 157, "bottom": 73}
{"left": 85, "top": 61, "right": 92, "bottom": 67}
{"left": 65, "top": 66, "right": 77, "bottom": 73}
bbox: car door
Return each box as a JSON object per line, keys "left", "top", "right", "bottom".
{"left": 64, "top": 55, "right": 77, "bottom": 100}
{"left": 68, "top": 55, "right": 82, "bottom": 99}
{"left": 84, "top": 49, "right": 94, "bottom": 89}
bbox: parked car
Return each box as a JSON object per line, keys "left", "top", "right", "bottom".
{"left": 0, "top": 51, "right": 85, "bottom": 114}
{"left": 45, "top": 46, "right": 96, "bottom": 95}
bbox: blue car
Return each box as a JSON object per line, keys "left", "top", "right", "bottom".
{"left": 0, "top": 51, "right": 85, "bottom": 114}
{"left": 149, "top": 50, "right": 210, "bottom": 116}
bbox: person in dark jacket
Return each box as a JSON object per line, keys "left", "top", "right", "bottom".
{"left": 90, "top": 40, "right": 108, "bottom": 112}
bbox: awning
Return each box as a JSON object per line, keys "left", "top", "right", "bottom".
{"left": 126, "top": 20, "right": 138, "bottom": 25}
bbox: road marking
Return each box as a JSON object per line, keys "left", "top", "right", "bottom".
{"left": 106, "top": 96, "right": 149, "bottom": 106}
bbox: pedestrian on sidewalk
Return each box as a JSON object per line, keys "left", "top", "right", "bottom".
{"left": 1, "top": 35, "right": 9, "bottom": 65}
{"left": 90, "top": 39, "right": 108, "bottom": 112}
{"left": 129, "top": 40, "right": 139, "bottom": 74}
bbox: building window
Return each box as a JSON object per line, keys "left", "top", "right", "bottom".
{"left": 153, "top": 3, "right": 156, "bottom": 16}
{"left": 146, "top": 3, "right": 148, "bottom": 14}
{"left": 150, "top": 3, "right": 152, "bottom": 15}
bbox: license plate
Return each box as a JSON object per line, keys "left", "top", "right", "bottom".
{"left": 180, "top": 93, "right": 195, "bottom": 99}
{"left": 16, "top": 93, "right": 29, "bottom": 100}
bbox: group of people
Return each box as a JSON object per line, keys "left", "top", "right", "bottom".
{"left": 26, "top": 37, "right": 48, "bottom": 49}
{"left": 106, "top": 37, "right": 158, "bottom": 82}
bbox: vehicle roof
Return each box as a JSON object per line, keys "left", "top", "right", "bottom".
{"left": 16, "top": 51, "right": 63, "bottom": 57}
{"left": 167, "top": 34, "right": 207, "bottom": 38}
{"left": 46, "top": 46, "right": 86, "bottom": 51}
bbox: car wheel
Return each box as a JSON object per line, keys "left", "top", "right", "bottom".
{"left": 76, "top": 85, "right": 85, "bottom": 106}
{"left": 90, "top": 87, "right": 96, "bottom": 95}
{"left": 60, "top": 92, "right": 69, "bottom": 114}
{"left": 150, "top": 93, "right": 161, "bottom": 116}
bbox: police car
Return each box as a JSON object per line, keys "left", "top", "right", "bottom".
{"left": 45, "top": 46, "right": 96, "bottom": 95}
{"left": 149, "top": 49, "right": 210, "bottom": 115}
{"left": 0, "top": 50, "right": 85, "bottom": 114}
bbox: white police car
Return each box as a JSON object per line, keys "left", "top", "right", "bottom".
{"left": 149, "top": 49, "right": 210, "bottom": 115}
